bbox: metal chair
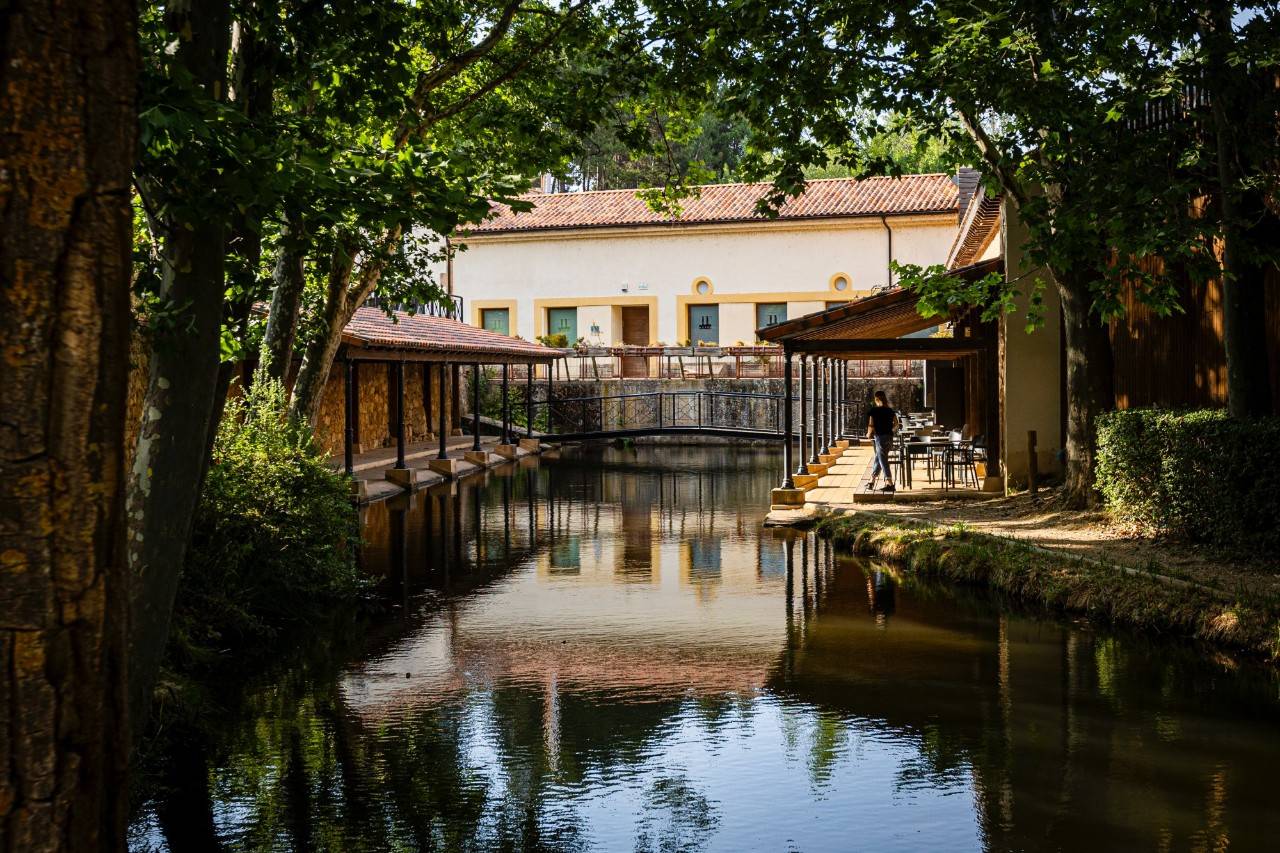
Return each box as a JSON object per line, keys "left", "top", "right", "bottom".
{"left": 943, "top": 440, "right": 979, "bottom": 490}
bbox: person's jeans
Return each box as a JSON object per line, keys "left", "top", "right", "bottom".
{"left": 870, "top": 434, "right": 894, "bottom": 482}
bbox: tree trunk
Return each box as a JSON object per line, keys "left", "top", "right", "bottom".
{"left": 127, "top": 0, "right": 232, "bottom": 738}
{"left": 1219, "top": 217, "right": 1275, "bottom": 418}
{"left": 1203, "top": 3, "right": 1274, "bottom": 417}
{"left": 1056, "top": 268, "right": 1116, "bottom": 508}
{"left": 261, "top": 213, "right": 308, "bottom": 383}
{"left": 201, "top": 7, "right": 278, "bottom": 477}
{"left": 0, "top": 0, "right": 136, "bottom": 848}
{"left": 289, "top": 241, "right": 356, "bottom": 425}
{"left": 289, "top": 228, "right": 403, "bottom": 425}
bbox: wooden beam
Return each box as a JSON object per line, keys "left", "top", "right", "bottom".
{"left": 345, "top": 345, "right": 558, "bottom": 365}
{"left": 788, "top": 337, "right": 988, "bottom": 357}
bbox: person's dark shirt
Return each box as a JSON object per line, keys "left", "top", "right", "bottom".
{"left": 867, "top": 405, "right": 897, "bottom": 437}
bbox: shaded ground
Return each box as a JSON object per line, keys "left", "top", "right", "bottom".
{"left": 848, "top": 485, "right": 1280, "bottom": 601}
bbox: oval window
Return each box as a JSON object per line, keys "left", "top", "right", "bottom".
{"left": 833, "top": 276, "right": 849, "bottom": 291}
{"left": 695, "top": 280, "right": 710, "bottom": 295}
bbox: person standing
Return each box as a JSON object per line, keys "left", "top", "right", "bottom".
{"left": 865, "top": 390, "right": 900, "bottom": 492}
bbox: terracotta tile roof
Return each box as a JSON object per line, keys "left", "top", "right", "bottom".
{"left": 343, "top": 306, "right": 559, "bottom": 362}
{"left": 466, "top": 174, "right": 960, "bottom": 234}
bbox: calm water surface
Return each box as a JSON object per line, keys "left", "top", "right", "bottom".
{"left": 130, "top": 447, "right": 1280, "bottom": 852}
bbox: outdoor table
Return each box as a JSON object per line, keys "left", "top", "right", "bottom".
{"left": 900, "top": 436, "right": 950, "bottom": 488}
{"left": 902, "top": 435, "right": 962, "bottom": 488}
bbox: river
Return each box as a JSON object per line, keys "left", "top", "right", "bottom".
{"left": 129, "top": 446, "right": 1280, "bottom": 852}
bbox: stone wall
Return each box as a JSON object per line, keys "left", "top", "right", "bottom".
{"left": 314, "top": 362, "right": 450, "bottom": 457}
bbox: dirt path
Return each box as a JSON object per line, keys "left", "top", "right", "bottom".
{"left": 841, "top": 486, "right": 1280, "bottom": 600}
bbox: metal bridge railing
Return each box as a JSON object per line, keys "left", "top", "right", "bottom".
{"left": 532, "top": 390, "right": 790, "bottom": 439}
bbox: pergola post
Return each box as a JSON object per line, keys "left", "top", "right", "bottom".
{"left": 501, "top": 363, "right": 511, "bottom": 444}
{"left": 817, "top": 358, "right": 826, "bottom": 452}
{"left": 834, "top": 359, "right": 842, "bottom": 438}
{"left": 781, "top": 348, "right": 795, "bottom": 489}
{"left": 546, "top": 362, "right": 555, "bottom": 434}
{"left": 839, "top": 360, "right": 846, "bottom": 436}
{"left": 832, "top": 360, "right": 839, "bottom": 438}
{"left": 795, "top": 355, "right": 808, "bottom": 477}
{"left": 526, "top": 362, "right": 534, "bottom": 438}
{"left": 437, "top": 362, "right": 449, "bottom": 460}
{"left": 471, "top": 363, "right": 482, "bottom": 452}
{"left": 422, "top": 360, "right": 432, "bottom": 439}
{"left": 809, "top": 354, "right": 819, "bottom": 464}
{"left": 451, "top": 364, "right": 461, "bottom": 436}
{"left": 394, "top": 360, "right": 407, "bottom": 470}
{"left": 829, "top": 358, "right": 839, "bottom": 445}
{"left": 844, "top": 361, "right": 850, "bottom": 436}
{"left": 343, "top": 358, "right": 354, "bottom": 476}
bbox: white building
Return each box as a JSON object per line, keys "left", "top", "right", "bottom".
{"left": 449, "top": 173, "right": 967, "bottom": 348}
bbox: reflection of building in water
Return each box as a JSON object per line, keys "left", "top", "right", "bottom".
{"left": 772, "top": 537, "right": 1280, "bottom": 853}
{"left": 682, "top": 536, "right": 721, "bottom": 583}
{"left": 345, "top": 454, "right": 792, "bottom": 719}
{"left": 618, "top": 498, "right": 657, "bottom": 583}
{"left": 548, "top": 536, "right": 581, "bottom": 575}
{"left": 757, "top": 534, "right": 787, "bottom": 579}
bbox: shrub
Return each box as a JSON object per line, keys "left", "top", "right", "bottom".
{"left": 172, "top": 371, "right": 365, "bottom": 668}
{"left": 1096, "top": 408, "right": 1280, "bottom": 549}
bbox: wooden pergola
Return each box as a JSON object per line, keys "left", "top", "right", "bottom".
{"left": 756, "top": 258, "right": 1002, "bottom": 493}
{"left": 339, "top": 307, "right": 562, "bottom": 475}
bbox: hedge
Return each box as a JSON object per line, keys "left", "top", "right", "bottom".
{"left": 1095, "top": 408, "right": 1280, "bottom": 550}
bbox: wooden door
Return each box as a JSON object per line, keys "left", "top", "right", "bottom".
{"left": 620, "top": 306, "right": 649, "bottom": 377}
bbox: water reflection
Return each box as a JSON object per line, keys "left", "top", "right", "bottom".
{"left": 131, "top": 446, "right": 1280, "bottom": 853}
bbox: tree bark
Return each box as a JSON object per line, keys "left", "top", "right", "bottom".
{"left": 260, "top": 213, "right": 308, "bottom": 383}
{"left": 289, "top": 229, "right": 402, "bottom": 426}
{"left": 1056, "top": 267, "right": 1116, "bottom": 508}
{"left": 1204, "top": 7, "right": 1275, "bottom": 417}
{"left": 0, "top": 0, "right": 136, "bottom": 849}
{"left": 127, "top": 0, "right": 233, "bottom": 738}
{"left": 289, "top": 240, "right": 357, "bottom": 425}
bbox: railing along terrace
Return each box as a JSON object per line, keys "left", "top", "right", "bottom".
{"left": 542, "top": 347, "right": 922, "bottom": 381}
{"left": 364, "top": 293, "right": 464, "bottom": 320}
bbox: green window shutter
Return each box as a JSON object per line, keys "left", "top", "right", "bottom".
{"left": 481, "top": 308, "right": 509, "bottom": 335}
{"left": 688, "top": 304, "right": 719, "bottom": 345}
{"left": 547, "top": 308, "right": 578, "bottom": 343}
{"left": 756, "top": 302, "right": 787, "bottom": 329}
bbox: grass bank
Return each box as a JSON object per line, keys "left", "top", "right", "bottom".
{"left": 816, "top": 512, "right": 1280, "bottom": 662}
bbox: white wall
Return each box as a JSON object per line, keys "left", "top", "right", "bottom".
{"left": 999, "top": 198, "right": 1063, "bottom": 487}
{"left": 450, "top": 216, "right": 958, "bottom": 344}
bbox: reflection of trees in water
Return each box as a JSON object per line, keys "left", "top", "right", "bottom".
{"left": 139, "top": 456, "right": 1280, "bottom": 852}
{"left": 634, "top": 775, "right": 718, "bottom": 853}
{"left": 771, "top": 533, "right": 1280, "bottom": 853}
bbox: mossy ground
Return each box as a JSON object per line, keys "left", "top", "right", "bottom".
{"left": 816, "top": 513, "right": 1280, "bottom": 662}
